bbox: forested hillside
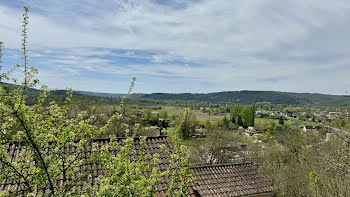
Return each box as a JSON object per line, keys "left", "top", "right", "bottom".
{"left": 138, "top": 91, "right": 350, "bottom": 106}
{"left": 4, "top": 82, "right": 350, "bottom": 106}
{"left": 77, "top": 91, "right": 126, "bottom": 98}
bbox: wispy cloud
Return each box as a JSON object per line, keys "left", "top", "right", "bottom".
{"left": 1, "top": 0, "right": 350, "bottom": 94}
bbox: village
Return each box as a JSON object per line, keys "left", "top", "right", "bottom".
{"left": 142, "top": 103, "right": 349, "bottom": 141}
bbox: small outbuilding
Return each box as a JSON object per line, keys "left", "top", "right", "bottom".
{"left": 245, "top": 126, "right": 257, "bottom": 136}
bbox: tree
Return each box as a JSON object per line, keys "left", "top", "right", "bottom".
{"left": 176, "top": 108, "right": 196, "bottom": 140}
{"left": 241, "top": 105, "right": 255, "bottom": 127}
{"left": 237, "top": 115, "right": 243, "bottom": 127}
{"left": 143, "top": 109, "right": 159, "bottom": 126}
{"left": 223, "top": 116, "right": 229, "bottom": 129}
{"left": 251, "top": 126, "right": 350, "bottom": 196}
{"left": 231, "top": 116, "right": 236, "bottom": 124}
{"left": 0, "top": 6, "right": 192, "bottom": 196}
{"left": 204, "top": 119, "right": 212, "bottom": 131}
{"left": 144, "top": 109, "right": 153, "bottom": 121}
{"left": 230, "top": 105, "right": 242, "bottom": 123}
{"left": 250, "top": 105, "right": 255, "bottom": 126}
{"left": 230, "top": 105, "right": 255, "bottom": 127}
{"left": 279, "top": 116, "right": 284, "bottom": 125}
{"left": 187, "top": 129, "right": 247, "bottom": 165}
{"left": 159, "top": 110, "right": 168, "bottom": 119}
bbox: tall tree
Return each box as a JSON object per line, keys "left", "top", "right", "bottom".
{"left": 176, "top": 109, "right": 197, "bottom": 140}
{"left": 230, "top": 105, "right": 242, "bottom": 123}
{"left": 279, "top": 116, "right": 284, "bottom": 125}
{"left": 241, "top": 105, "right": 255, "bottom": 127}
{"left": 230, "top": 105, "right": 255, "bottom": 127}
{"left": 250, "top": 105, "right": 256, "bottom": 126}
{"left": 278, "top": 116, "right": 284, "bottom": 125}
{"left": 237, "top": 115, "right": 243, "bottom": 127}
{"left": 231, "top": 116, "right": 236, "bottom": 124}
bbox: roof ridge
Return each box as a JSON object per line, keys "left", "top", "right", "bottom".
{"left": 92, "top": 135, "right": 168, "bottom": 142}
{"left": 189, "top": 162, "right": 253, "bottom": 169}
{"left": 2, "top": 135, "right": 169, "bottom": 146}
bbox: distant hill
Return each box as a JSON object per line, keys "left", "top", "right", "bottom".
{"left": 0, "top": 83, "right": 125, "bottom": 105}
{"left": 137, "top": 91, "right": 350, "bottom": 106}
{"left": 2, "top": 82, "right": 350, "bottom": 106}
{"left": 42, "top": 89, "right": 350, "bottom": 106}
{"left": 77, "top": 91, "right": 126, "bottom": 98}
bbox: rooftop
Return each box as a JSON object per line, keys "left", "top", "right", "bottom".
{"left": 188, "top": 163, "right": 274, "bottom": 197}
{"left": 1, "top": 136, "right": 273, "bottom": 196}
{"left": 0, "top": 136, "right": 173, "bottom": 196}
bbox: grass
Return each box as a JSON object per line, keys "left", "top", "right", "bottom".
{"left": 255, "top": 117, "right": 316, "bottom": 128}
{"left": 147, "top": 106, "right": 229, "bottom": 123}
{"left": 285, "top": 117, "right": 316, "bottom": 126}
{"left": 255, "top": 118, "right": 279, "bottom": 125}
{"left": 191, "top": 110, "right": 228, "bottom": 122}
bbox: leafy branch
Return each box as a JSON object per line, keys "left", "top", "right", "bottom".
{"left": 0, "top": 6, "right": 193, "bottom": 197}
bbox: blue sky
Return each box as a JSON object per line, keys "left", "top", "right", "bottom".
{"left": 1, "top": 0, "right": 350, "bottom": 94}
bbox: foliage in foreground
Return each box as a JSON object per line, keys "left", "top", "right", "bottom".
{"left": 0, "top": 6, "right": 192, "bottom": 196}
{"left": 250, "top": 127, "right": 350, "bottom": 196}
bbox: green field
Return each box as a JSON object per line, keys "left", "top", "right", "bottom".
{"left": 148, "top": 106, "right": 228, "bottom": 123}
{"left": 255, "top": 117, "right": 316, "bottom": 127}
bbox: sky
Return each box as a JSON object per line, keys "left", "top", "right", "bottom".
{"left": 1, "top": 0, "right": 350, "bottom": 94}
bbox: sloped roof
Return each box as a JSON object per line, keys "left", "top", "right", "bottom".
{"left": 188, "top": 163, "right": 274, "bottom": 197}
{"left": 0, "top": 136, "right": 173, "bottom": 196}
{"left": 1, "top": 136, "right": 274, "bottom": 196}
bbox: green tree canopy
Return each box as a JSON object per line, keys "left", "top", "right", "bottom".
{"left": 176, "top": 109, "right": 197, "bottom": 140}
{"left": 230, "top": 104, "right": 255, "bottom": 127}
{"left": 279, "top": 116, "right": 284, "bottom": 125}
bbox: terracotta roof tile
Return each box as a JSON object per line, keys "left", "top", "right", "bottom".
{"left": 2, "top": 136, "right": 274, "bottom": 196}
{"left": 188, "top": 163, "right": 274, "bottom": 197}
{"left": 0, "top": 136, "right": 173, "bottom": 196}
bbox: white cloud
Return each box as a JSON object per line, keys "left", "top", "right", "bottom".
{"left": 1, "top": 0, "right": 350, "bottom": 94}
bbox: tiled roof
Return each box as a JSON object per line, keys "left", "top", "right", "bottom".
{"left": 0, "top": 136, "right": 173, "bottom": 196}
{"left": 1, "top": 136, "right": 274, "bottom": 196}
{"left": 188, "top": 163, "right": 274, "bottom": 197}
